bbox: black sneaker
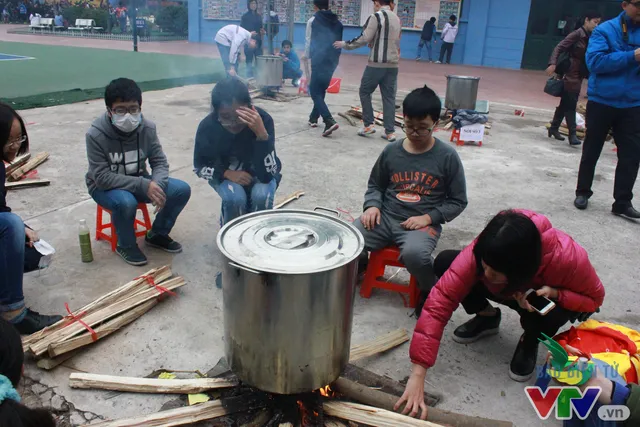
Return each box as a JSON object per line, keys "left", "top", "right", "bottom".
{"left": 509, "top": 333, "right": 539, "bottom": 382}
{"left": 322, "top": 119, "right": 339, "bottom": 137}
{"left": 116, "top": 245, "right": 148, "bottom": 266}
{"left": 13, "top": 309, "right": 63, "bottom": 335}
{"left": 612, "top": 205, "right": 640, "bottom": 219}
{"left": 145, "top": 232, "right": 183, "bottom": 253}
{"left": 452, "top": 308, "right": 501, "bottom": 344}
{"left": 574, "top": 195, "right": 588, "bottom": 210}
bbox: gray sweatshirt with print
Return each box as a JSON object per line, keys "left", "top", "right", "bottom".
{"left": 363, "top": 139, "right": 468, "bottom": 225}
{"left": 85, "top": 113, "right": 169, "bottom": 198}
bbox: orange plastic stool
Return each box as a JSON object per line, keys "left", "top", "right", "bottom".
{"left": 360, "top": 246, "right": 420, "bottom": 308}
{"left": 96, "top": 203, "right": 152, "bottom": 251}
{"left": 450, "top": 128, "right": 482, "bottom": 147}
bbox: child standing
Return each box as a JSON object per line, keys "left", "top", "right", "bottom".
{"left": 354, "top": 86, "right": 468, "bottom": 314}
{"left": 303, "top": 0, "right": 343, "bottom": 137}
{"left": 279, "top": 40, "right": 303, "bottom": 87}
{"left": 417, "top": 17, "right": 437, "bottom": 62}
{"left": 437, "top": 15, "right": 458, "bottom": 64}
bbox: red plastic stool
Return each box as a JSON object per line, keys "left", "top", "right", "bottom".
{"left": 96, "top": 203, "right": 152, "bottom": 252}
{"left": 360, "top": 246, "right": 420, "bottom": 308}
{"left": 450, "top": 128, "right": 482, "bottom": 147}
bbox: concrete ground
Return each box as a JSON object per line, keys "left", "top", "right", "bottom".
{"left": 12, "top": 82, "right": 637, "bottom": 427}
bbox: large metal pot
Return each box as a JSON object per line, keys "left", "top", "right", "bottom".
{"left": 255, "top": 55, "right": 283, "bottom": 88}
{"left": 445, "top": 75, "right": 480, "bottom": 110}
{"left": 216, "top": 208, "right": 364, "bottom": 394}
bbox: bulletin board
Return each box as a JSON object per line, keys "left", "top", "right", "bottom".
{"left": 363, "top": 0, "right": 462, "bottom": 30}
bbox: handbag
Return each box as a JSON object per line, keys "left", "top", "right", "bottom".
{"left": 544, "top": 77, "right": 564, "bottom": 97}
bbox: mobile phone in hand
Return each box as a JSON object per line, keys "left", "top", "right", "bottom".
{"left": 525, "top": 289, "right": 556, "bottom": 315}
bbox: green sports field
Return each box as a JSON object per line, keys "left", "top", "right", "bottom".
{"left": 0, "top": 41, "right": 224, "bottom": 109}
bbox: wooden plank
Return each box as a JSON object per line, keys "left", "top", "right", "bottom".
{"left": 333, "top": 377, "right": 513, "bottom": 427}
{"left": 47, "top": 300, "right": 158, "bottom": 358}
{"left": 23, "top": 266, "right": 171, "bottom": 348}
{"left": 8, "top": 151, "right": 49, "bottom": 181}
{"left": 29, "top": 276, "right": 186, "bottom": 356}
{"left": 36, "top": 349, "right": 81, "bottom": 370}
{"left": 338, "top": 112, "right": 358, "bottom": 127}
{"left": 69, "top": 373, "right": 236, "bottom": 394}
{"left": 273, "top": 190, "right": 305, "bottom": 210}
{"left": 323, "top": 401, "right": 443, "bottom": 427}
{"left": 349, "top": 329, "right": 409, "bottom": 362}
{"left": 5, "top": 179, "right": 50, "bottom": 190}
{"left": 4, "top": 153, "right": 31, "bottom": 176}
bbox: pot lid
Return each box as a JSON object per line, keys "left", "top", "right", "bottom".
{"left": 216, "top": 208, "right": 365, "bottom": 274}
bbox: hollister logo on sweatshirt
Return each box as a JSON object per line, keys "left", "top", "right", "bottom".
{"left": 396, "top": 191, "right": 421, "bottom": 203}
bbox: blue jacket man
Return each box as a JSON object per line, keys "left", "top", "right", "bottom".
{"left": 575, "top": 3, "right": 640, "bottom": 220}
{"left": 279, "top": 40, "right": 303, "bottom": 85}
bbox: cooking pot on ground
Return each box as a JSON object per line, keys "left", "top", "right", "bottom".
{"left": 216, "top": 207, "right": 364, "bottom": 394}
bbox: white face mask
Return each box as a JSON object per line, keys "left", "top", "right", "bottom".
{"left": 111, "top": 112, "right": 141, "bottom": 133}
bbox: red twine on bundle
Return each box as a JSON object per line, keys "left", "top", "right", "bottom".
{"left": 64, "top": 303, "right": 98, "bottom": 342}
{"left": 136, "top": 275, "right": 177, "bottom": 298}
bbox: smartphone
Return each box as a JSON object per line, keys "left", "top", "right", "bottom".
{"left": 525, "top": 289, "right": 556, "bottom": 315}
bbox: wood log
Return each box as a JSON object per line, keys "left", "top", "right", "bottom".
{"left": 23, "top": 266, "right": 172, "bottom": 348}
{"left": 333, "top": 377, "right": 513, "bottom": 427}
{"left": 36, "top": 349, "right": 81, "bottom": 370}
{"left": 324, "top": 401, "right": 442, "bottom": 427}
{"left": 8, "top": 152, "right": 49, "bottom": 181}
{"left": 5, "top": 179, "right": 50, "bottom": 189}
{"left": 84, "top": 399, "right": 229, "bottom": 427}
{"left": 325, "top": 419, "right": 348, "bottom": 427}
{"left": 338, "top": 112, "right": 358, "bottom": 127}
{"left": 273, "top": 190, "right": 305, "bottom": 210}
{"left": 47, "top": 300, "right": 158, "bottom": 357}
{"left": 349, "top": 329, "right": 409, "bottom": 362}
{"left": 4, "top": 153, "right": 31, "bottom": 176}
{"left": 29, "top": 276, "right": 186, "bottom": 356}
{"left": 69, "top": 372, "right": 236, "bottom": 394}
{"left": 342, "top": 364, "right": 440, "bottom": 408}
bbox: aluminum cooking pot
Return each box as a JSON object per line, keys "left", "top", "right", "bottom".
{"left": 216, "top": 207, "right": 364, "bottom": 394}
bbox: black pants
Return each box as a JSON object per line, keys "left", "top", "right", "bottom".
{"left": 576, "top": 101, "right": 640, "bottom": 209}
{"left": 550, "top": 91, "right": 579, "bottom": 134}
{"left": 434, "top": 250, "right": 578, "bottom": 340}
{"left": 439, "top": 42, "right": 453, "bottom": 64}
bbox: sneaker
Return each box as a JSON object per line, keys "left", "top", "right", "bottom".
{"left": 574, "top": 195, "right": 588, "bottom": 210}
{"left": 381, "top": 133, "right": 397, "bottom": 142}
{"left": 612, "top": 205, "right": 640, "bottom": 219}
{"left": 509, "top": 333, "right": 539, "bottom": 382}
{"left": 308, "top": 119, "right": 319, "bottom": 128}
{"left": 453, "top": 308, "right": 501, "bottom": 344}
{"left": 13, "top": 309, "right": 63, "bottom": 335}
{"left": 435, "top": 61, "right": 442, "bottom": 64}
{"left": 116, "top": 245, "right": 148, "bottom": 266}
{"left": 322, "top": 119, "right": 339, "bottom": 137}
{"left": 357, "top": 125, "right": 376, "bottom": 136}
{"left": 293, "top": 79, "right": 300, "bottom": 87}
{"left": 415, "top": 57, "right": 421, "bottom": 62}
{"left": 145, "top": 232, "right": 183, "bottom": 253}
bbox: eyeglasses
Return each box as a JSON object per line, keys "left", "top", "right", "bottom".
{"left": 111, "top": 106, "right": 141, "bottom": 115}
{"left": 6, "top": 135, "right": 27, "bottom": 148}
{"left": 404, "top": 124, "right": 435, "bottom": 136}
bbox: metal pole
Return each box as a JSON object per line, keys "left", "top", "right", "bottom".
{"left": 131, "top": 0, "right": 138, "bottom": 52}
{"left": 287, "top": 0, "right": 294, "bottom": 43}
{"left": 268, "top": 0, "right": 274, "bottom": 54}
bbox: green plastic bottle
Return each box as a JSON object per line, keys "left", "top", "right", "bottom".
{"left": 79, "top": 219, "right": 93, "bottom": 263}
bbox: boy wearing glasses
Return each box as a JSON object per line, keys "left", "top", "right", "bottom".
{"left": 354, "top": 86, "right": 468, "bottom": 315}
{"left": 85, "top": 78, "right": 192, "bottom": 266}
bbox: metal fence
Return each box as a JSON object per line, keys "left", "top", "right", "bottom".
{"left": 8, "top": 28, "right": 187, "bottom": 42}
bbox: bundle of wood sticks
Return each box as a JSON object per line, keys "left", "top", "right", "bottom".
{"left": 342, "top": 106, "right": 404, "bottom": 128}
{"left": 23, "top": 266, "right": 185, "bottom": 366}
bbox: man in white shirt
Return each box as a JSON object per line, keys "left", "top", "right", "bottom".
{"left": 436, "top": 15, "right": 458, "bottom": 64}
{"left": 215, "top": 24, "right": 258, "bottom": 77}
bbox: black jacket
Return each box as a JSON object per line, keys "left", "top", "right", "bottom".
{"left": 421, "top": 21, "right": 435, "bottom": 41}
{"left": 309, "top": 10, "right": 343, "bottom": 72}
{"left": 0, "top": 161, "right": 9, "bottom": 212}
{"left": 241, "top": 11, "right": 262, "bottom": 34}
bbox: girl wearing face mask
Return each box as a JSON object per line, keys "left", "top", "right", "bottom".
{"left": 193, "top": 77, "right": 282, "bottom": 226}
{"left": 0, "top": 102, "right": 63, "bottom": 334}
{"left": 396, "top": 209, "right": 605, "bottom": 420}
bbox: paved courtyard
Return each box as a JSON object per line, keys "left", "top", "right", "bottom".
{"left": 10, "top": 80, "right": 636, "bottom": 426}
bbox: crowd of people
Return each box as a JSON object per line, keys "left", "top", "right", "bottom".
{"left": 1, "top": 0, "right": 640, "bottom": 425}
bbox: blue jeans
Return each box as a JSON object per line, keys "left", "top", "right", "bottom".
{"left": 210, "top": 178, "right": 277, "bottom": 225}
{"left": 283, "top": 66, "right": 303, "bottom": 81}
{"left": 0, "top": 212, "right": 26, "bottom": 316}
{"left": 91, "top": 178, "right": 191, "bottom": 249}
{"left": 417, "top": 38, "right": 433, "bottom": 60}
{"left": 216, "top": 42, "right": 233, "bottom": 75}
{"left": 309, "top": 68, "right": 335, "bottom": 122}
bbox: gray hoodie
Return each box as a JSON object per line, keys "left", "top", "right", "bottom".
{"left": 85, "top": 113, "right": 169, "bottom": 198}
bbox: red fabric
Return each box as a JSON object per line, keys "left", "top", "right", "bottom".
{"left": 409, "top": 209, "right": 605, "bottom": 369}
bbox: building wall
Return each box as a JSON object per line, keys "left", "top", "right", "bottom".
{"left": 187, "top": 0, "right": 530, "bottom": 69}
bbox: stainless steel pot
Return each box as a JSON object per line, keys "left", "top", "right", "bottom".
{"left": 445, "top": 75, "right": 481, "bottom": 110}
{"left": 216, "top": 208, "right": 364, "bottom": 394}
{"left": 255, "top": 55, "right": 283, "bottom": 88}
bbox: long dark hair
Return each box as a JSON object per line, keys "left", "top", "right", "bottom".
{"left": 0, "top": 102, "right": 29, "bottom": 163}
{"left": 0, "top": 319, "right": 56, "bottom": 427}
{"left": 472, "top": 210, "right": 542, "bottom": 294}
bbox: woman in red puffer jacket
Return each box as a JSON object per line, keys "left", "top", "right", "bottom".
{"left": 394, "top": 209, "right": 605, "bottom": 420}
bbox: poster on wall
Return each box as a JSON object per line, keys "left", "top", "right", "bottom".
{"left": 203, "top": 0, "right": 243, "bottom": 20}
{"left": 437, "top": 0, "right": 461, "bottom": 30}
{"left": 357, "top": 0, "right": 461, "bottom": 31}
